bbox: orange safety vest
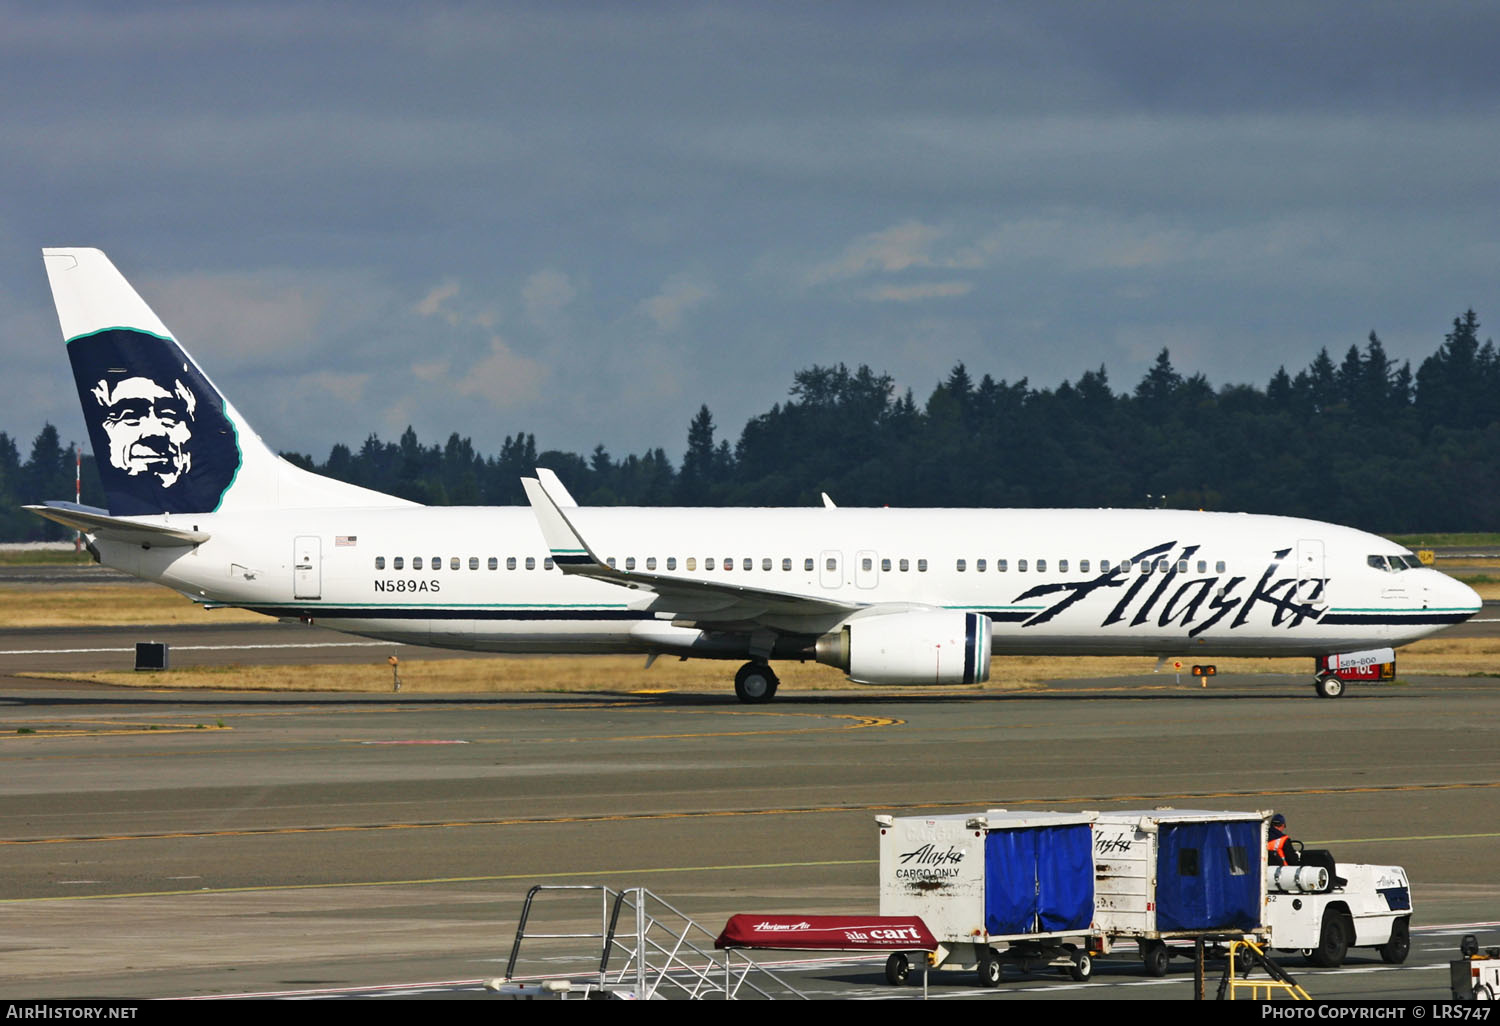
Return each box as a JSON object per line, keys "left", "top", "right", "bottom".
{"left": 1268, "top": 833, "right": 1289, "bottom": 864}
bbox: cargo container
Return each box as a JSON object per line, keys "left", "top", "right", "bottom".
{"left": 876, "top": 809, "right": 1097, "bottom": 986}
{"left": 1092, "top": 808, "right": 1270, "bottom": 976}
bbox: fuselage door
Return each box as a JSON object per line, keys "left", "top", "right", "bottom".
{"left": 855, "top": 550, "right": 880, "bottom": 590}
{"left": 1295, "top": 539, "right": 1325, "bottom": 605}
{"left": 819, "top": 550, "right": 843, "bottom": 590}
{"left": 293, "top": 535, "right": 322, "bottom": 600}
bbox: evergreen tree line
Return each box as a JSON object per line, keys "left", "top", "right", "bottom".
{"left": 4, "top": 311, "right": 1497, "bottom": 540}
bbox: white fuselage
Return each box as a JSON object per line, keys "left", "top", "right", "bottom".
{"left": 98, "top": 505, "right": 1480, "bottom": 665}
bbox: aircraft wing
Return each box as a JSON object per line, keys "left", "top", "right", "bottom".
{"left": 522, "top": 471, "right": 859, "bottom": 628}
{"left": 25, "top": 501, "right": 210, "bottom": 547}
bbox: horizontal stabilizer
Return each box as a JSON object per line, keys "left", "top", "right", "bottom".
{"left": 25, "top": 501, "right": 210, "bottom": 547}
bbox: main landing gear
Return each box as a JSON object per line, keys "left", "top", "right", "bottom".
{"left": 734, "top": 661, "right": 779, "bottom": 704}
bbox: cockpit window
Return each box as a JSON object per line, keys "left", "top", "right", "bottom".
{"left": 1400, "top": 554, "right": 1424, "bottom": 570}
{"left": 1367, "top": 554, "right": 1391, "bottom": 571}
{"left": 1369, "top": 554, "right": 1420, "bottom": 573}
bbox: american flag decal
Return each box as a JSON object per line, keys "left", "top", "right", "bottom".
{"left": 335, "top": 535, "right": 358, "bottom": 547}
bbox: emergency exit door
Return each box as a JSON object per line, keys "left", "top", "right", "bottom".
{"left": 293, "top": 536, "right": 322, "bottom": 600}
{"left": 819, "top": 550, "right": 843, "bottom": 589}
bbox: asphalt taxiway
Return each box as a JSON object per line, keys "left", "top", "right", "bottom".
{"left": 2, "top": 658, "right": 1498, "bottom": 1000}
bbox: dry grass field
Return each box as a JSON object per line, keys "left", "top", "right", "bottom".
{"left": 27, "top": 634, "right": 1499, "bottom": 696}
{"left": 0, "top": 584, "right": 264, "bottom": 627}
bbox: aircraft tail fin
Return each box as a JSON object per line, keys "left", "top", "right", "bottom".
{"left": 42, "top": 248, "right": 412, "bottom": 515}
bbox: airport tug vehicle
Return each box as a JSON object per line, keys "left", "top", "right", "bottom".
{"left": 1451, "top": 936, "right": 1500, "bottom": 1000}
{"left": 1313, "top": 647, "right": 1397, "bottom": 699}
{"left": 1261, "top": 850, "right": 1412, "bottom": 968}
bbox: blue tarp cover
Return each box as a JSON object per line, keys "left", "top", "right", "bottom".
{"left": 1037, "top": 824, "right": 1094, "bottom": 932}
{"left": 1156, "top": 820, "right": 1262, "bottom": 932}
{"left": 984, "top": 824, "right": 1094, "bottom": 936}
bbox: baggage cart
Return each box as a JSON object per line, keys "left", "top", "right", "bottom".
{"left": 876, "top": 809, "right": 1097, "bottom": 987}
{"left": 1092, "top": 808, "right": 1270, "bottom": 976}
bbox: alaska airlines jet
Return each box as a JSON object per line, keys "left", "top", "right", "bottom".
{"left": 27, "top": 249, "right": 1483, "bottom": 702}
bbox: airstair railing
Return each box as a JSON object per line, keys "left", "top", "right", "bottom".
{"left": 502, "top": 883, "right": 807, "bottom": 1000}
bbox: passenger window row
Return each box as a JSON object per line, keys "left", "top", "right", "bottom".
{"left": 370, "top": 553, "right": 1232, "bottom": 577}
{"left": 955, "top": 558, "right": 1228, "bottom": 574}
{"left": 371, "top": 554, "right": 918, "bottom": 573}
{"left": 374, "top": 556, "right": 555, "bottom": 571}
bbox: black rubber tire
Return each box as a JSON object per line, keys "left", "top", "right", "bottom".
{"left": 1308, "top": 914, "right": 1349, "bottom": 967}
{"left": 1069, "top": 950, "right": 1093, "bottom": 982}
{"left": 884, "top": 952, "right": 911, "bottom": 986}
{"left": 733, "top": 662, "right": 778, "bottom": 703}
{"left": 1315, "top": 675, "right": 1345, "bottom": 699}
{"left": 977, "top": 950, "right": 1002, "bottom": 987}
{"left": 1378, "top": 918, "right": 1410, "bottom": 965}
{"left": 1143, "top": 941, "right": 1170, "bottom": 977}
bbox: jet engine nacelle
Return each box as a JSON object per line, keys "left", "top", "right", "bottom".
{"left": 815, "top": 610, "right": 993, "bottom": 685}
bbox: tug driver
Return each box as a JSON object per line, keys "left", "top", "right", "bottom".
{"left": 1267, "top": 812, "right": 1300, "bottom": 866}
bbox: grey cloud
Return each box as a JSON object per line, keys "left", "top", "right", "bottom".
{"left": 2, "top": 1, "right": 1496, "bottom": 467}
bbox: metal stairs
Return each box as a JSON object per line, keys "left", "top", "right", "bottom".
{"left": 489, "top": 884, "right": 807, "bottom": 1000}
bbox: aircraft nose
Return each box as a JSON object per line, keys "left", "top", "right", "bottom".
{"left": 1437, "top": 572, "right": 1483, "bottom": 620}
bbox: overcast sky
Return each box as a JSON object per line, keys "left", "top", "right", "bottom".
{"left": 3, "top": 2, "right": 1497, "bottom": 466}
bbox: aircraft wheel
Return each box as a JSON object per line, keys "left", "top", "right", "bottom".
{"left": 1315, "top": 674, "right": 1345, "bottom": 699}
{"left": 884, "top": 952, "right": 911, "bottom": 985}
{"left": 976, "top": 949, "right": 1002, "bottom": 987}
{"left": 1142, "top": 940, "right": 1170, "bottom": 977}
{"left": 1378, "top": 917, "right": 1410, "bottom": 965}
{"left": 733, "top": 662, "right": 778, "bottom": 704}
{"left": 1308, "top": 914, "right": 1349, "bottom": 967}
{"left": 1069, "top": 949, "right": 1093, "bottom": 982}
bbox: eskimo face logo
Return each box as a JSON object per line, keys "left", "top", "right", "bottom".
{"left": 90, "top": 374, "right": 197, "bottom": 487}
{"left": 67, "top": 328, "right": 241, "bottom": 516}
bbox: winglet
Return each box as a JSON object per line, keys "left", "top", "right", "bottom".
{"left": 535, "top": 468, "right": 578, "bottom": 507}
{"left": 521, "top": 476, "right": 595, "bottom": 568}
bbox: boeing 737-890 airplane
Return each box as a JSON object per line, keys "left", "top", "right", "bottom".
{"left": 27, "top": 249, "right": 1482, "bottom": 702}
